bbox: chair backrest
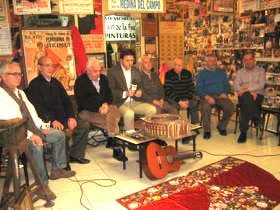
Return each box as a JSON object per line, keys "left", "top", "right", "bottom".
{"left": 69, "top": 95, "right": 78, "bottom": 116}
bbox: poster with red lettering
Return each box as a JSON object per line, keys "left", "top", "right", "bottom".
{"left": 21, "top": 28, "right": 76, "bottom": 94}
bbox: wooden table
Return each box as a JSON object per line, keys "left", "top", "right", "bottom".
{"left": 115, "top": 124, "right": 202, "bottom": 178}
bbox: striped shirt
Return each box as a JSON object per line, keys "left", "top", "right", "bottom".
{"left": 164, "top": 69, "right": 195, "bottom": 103}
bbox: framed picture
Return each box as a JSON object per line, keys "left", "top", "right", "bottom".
{"left": 87, "top": 53, "right": 106, "bottom": 68}
{"left": 21, "top": 28, "right": 76, "bottom": 94}
{"left": 212, "top": 0, "right": 234, "bottom": 13}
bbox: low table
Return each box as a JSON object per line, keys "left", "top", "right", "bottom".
{"left": 115, "top": 124, "right": 202, "bottom": 178}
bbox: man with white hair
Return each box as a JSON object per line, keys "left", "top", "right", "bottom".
{"left": 164, "top": 58, "right": 199, "bottom": 123}
{"left": 0, "top": 61, "right": 76, "bottom": 201}
{"left": 74, "top": 58, "right": 126, "bottom": 161}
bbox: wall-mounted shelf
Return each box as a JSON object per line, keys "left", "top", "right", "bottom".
{"left": 256, "top": 57, "right": 280, "bottom": 62}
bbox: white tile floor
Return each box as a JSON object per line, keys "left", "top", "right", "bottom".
{"left": 1, "top": 119, "right": 280, "bottom": 210}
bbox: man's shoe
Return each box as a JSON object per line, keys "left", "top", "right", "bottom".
{"left": 217, "top": 127, "right": 227, "bottom": 136}
{"left": 113, "top": 148, "right": 128, "bottom": 162}
{"left": 49, "top": 168, "right": 76, "bottom": 180}
{"left": 64, "top": 163, "right": 71, "bottom": 171}
{"left": 70, "top": 156, "right": 90, "bottom": 164}
{"left": 203, "top": 132, "right": 211, "bottom": 139}
{"left": 33, "top": 185, "right": 56, "bottom": 200}
{"left": 238, "top": 132, "right": 247, "bottom": 143}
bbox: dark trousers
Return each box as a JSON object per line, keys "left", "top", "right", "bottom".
{"left": 168, "top": 99, "right": 199, "bottom": 124}
{"left": 200, "top": 97, "right": 234, "bottom": 132}
{"left": 187, "top": 99, "right": 200, "bottom": 124}
{"left": 238, "top": 92, "right": 264, "bottom": 133}
{"left": 69, "top": 118, "right": 90, "bottom": 159}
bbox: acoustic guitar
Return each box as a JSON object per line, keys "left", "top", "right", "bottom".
{"left": 144, "top": 142, "right": 203, "bottom": 180}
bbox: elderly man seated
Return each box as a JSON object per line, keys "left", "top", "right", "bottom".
{"left": 196, "top": 54, "right": 234, "bottom": 139}
{"left": 164, "top": 57, "right": 199, "bottom": 124}
{"left": 138, "top": 55, "right": 177, "bottom": 114}
{"left": 74, "top": 58, "right": 127, "bottom": 161}
{"left": 0, "top": 62, "right": 76, "bottom": 201}
{"left": 26, "top": 56, "right": 90, "bottom": 165}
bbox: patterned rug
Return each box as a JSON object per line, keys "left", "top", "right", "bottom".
{"left": 117, "top": 157, "right": 280, "bottom": 210}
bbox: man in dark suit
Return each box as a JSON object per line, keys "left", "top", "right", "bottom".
{"left": 26, "top": 56, "right": 90, "bottom": 165}
{"left": 74, "top": 58, "right": 127, "bottom": 161}
{"left": 107, "top": 49, "right": 157, "bottom": 131}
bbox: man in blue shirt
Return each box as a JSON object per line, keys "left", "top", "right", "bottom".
{"left": 196, "top": 54, "right": 234, "bottom": 139}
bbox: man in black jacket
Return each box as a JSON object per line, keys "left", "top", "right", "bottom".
{"left": 74, "top": 58, "right": 126, "bottom": 161}
{"left": 26, "top": 56, "right": 90, "bottom": 165}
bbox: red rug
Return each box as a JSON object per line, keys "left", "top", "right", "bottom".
{"left": 117, "top": 157, "right": 280, "bottom": 210}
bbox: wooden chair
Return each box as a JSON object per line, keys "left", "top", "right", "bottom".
{"left": 0, "top": 118, "right": 54, "bottom": 209}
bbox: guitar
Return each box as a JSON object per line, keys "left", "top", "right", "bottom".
{"left": 144, "top": 142, "right": 203, "bottom": 180}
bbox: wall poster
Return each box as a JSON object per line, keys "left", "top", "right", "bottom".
{"left": 105, "top": 15, "right": 136, "bottom": 41}
{"left": 159, "top": 21, "right": 184, "bottom": 66}
{"left": 12, "top": 0, "right": 51, "bottom": 15}
{"left": 59, "top": 0, "right": 94, "bottom": 14}
{"left": 79, "top": 0, "right": 105, "bottom": 53}
{"left": 0, "top": 0, "right": 12, "bottom": 55}
{"left": 21, "top": 28, "right": 76, "bottom": 94}
{"left": 212, "top": 0, "right": 234, "bottom": 13}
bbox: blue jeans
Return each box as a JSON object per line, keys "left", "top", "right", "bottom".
{"left": 28, "top": 129, "right": 67, "bottom": 184}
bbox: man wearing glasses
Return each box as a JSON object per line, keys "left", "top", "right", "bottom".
{"left": 26, "top": 56, "right": 90, "bottom": 165}
{"left": 0, "top": 61, "right": 76, "bottom": 202}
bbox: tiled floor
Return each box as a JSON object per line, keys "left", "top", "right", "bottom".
{"left": 1, "top": 119, "right": 280, "bottom": 210}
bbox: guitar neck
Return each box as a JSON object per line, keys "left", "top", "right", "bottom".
{"left": 174, "top": 151, "right": 202, "bottom": 161}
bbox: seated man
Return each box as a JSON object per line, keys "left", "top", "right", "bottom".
{"left": 0, "top": 62, "right": 76, "bottom": 201}
{"left": 196, "top": 54, "right": 234, "bottom": 139}
{"left": 164, "top": 58, "right": 199, "bottom": 124}
{"left": 138, "top": 55, "right": 177, "bottom": 114}
{"left": 74, "top": 58, "right": 126, "bottom": 161}
{"left": 108, "top": 49, "right": 157, "bottom": 131}
{"left": 26, "top": 56, "right": 90, "bottom": 165}
{"left": 234, "top": 51, "right": 265, "bottom": 143}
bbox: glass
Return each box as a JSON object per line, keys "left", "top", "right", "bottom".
{"left": 5, "top": 72, "right": 23, "bottom": 77}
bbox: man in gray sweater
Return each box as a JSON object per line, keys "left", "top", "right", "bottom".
{"left": 138, "top": 55, "right": 177, "bottom": 114}
{"left": 234, "top": 51, "right": 265, "bottom": 143}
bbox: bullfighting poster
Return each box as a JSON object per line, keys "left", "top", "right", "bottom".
{"left": 21, "top": 28, "right": 76, "bottom": 94}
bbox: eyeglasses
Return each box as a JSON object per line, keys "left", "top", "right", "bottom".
{"left": 4, "top": 72, "right": 23, "bottom": 77}
{"left": 39, "top": 63, "right": 54, "bottom": 67}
